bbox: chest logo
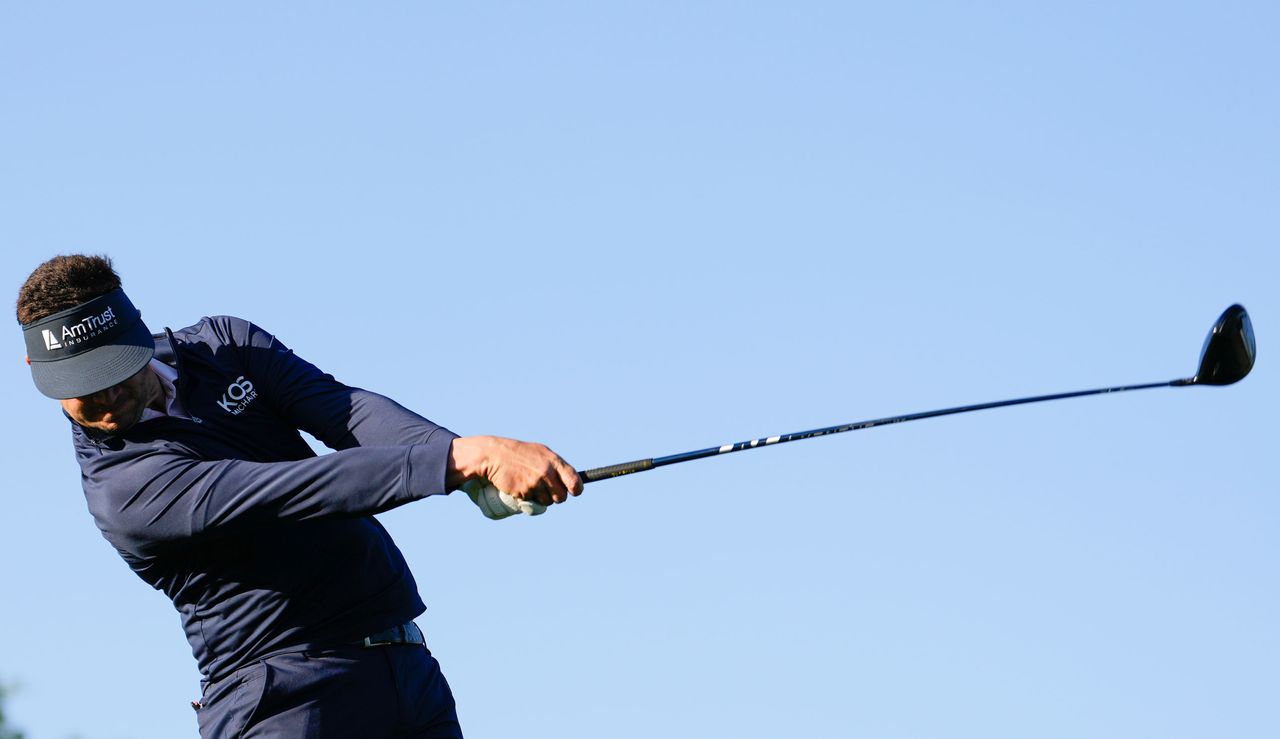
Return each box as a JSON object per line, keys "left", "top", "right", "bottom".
{"left": 217, "top": 376, "right": 258, "bottom": 415}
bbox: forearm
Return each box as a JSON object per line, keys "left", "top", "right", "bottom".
{"left": 446, "top": 435, "right": 492, "bottom": 489}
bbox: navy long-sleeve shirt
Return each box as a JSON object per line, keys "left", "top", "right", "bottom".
{"left": 70, "top": 316, "right": 458, "bottom": 683}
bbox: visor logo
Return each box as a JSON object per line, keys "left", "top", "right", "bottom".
{"left": 47, "top": 305, "right": 120, "bottom": 351}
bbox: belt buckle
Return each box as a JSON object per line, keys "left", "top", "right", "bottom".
{"left": 360, "top": 622, "right": 422, "bottom": 648}
{"left": 362, "top": 624, "right": 400, "bottom": 648}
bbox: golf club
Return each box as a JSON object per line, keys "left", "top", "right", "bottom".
{"left": 577, "top": 304, "right": 1256, "bottom": 484}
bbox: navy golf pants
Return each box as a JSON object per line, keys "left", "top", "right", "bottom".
{"left": 195, "top": 644, "right": 463, "bottom": 738}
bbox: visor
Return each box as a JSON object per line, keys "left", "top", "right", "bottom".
{"left": 22, "top": 288, "right": 155, "bottom": 399}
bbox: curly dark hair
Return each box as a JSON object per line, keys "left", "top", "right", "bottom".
{"left": 16, "top": 254, "right": 122, "bottom": 326}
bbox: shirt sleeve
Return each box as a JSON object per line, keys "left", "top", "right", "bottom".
{"left": 81, "top": 441, "right": 448, "bottom": 553}
{"left": 215, "top": 316, "right": 458, "bottom": 452}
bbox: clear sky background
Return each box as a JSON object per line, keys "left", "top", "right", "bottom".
{"left": 1, "top": 3, "right": 1275, "bottom": 738}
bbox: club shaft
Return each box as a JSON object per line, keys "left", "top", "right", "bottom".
{"left": 577, "top": 379, "right": 1179, "bottom": 483}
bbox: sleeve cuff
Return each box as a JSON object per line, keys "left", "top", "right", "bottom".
{"left": 405, "top": 428, "right": 461, "bottom": 500}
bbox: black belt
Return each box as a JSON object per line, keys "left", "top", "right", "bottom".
{"left": 356, "top": 621, "right": 425, "bottom": 648}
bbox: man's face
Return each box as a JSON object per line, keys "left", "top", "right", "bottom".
{"left": 60, "top": 365, "right": 162, "bottom": 434}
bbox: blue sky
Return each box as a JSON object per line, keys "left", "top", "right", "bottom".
{"left": 1, "top": 3, "right": 1275, "bottom": 737}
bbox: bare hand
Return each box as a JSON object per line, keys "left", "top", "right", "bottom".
{"left": 447, "top": 436, "right": 583, "bottom": 507}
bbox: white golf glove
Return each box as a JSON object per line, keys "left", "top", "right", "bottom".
{"left": 462, "top": 479, "right": 547, "bottom": 520}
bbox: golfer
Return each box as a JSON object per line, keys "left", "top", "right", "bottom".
{"left": 17, "top": 254, "right": 582, "bottom": 738}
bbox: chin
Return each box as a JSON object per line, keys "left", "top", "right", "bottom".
{"left": 96, "top": 409, "right": 142, "bottom": 434}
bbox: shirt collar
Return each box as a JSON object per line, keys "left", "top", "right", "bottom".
{"left": 139, "top": 358, "right": 187, "bottom": 422}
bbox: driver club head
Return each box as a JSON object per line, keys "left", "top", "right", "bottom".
{"left": 1191, "top": 304, "right": 1256, "bottom": 386}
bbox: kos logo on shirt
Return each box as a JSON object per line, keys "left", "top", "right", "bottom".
{"left": 217, "top": 376, "right": 257, "bottom": 415}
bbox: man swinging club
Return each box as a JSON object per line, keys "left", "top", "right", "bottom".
{"left": 17, "top": 254, "right": 581, "bottom": 737}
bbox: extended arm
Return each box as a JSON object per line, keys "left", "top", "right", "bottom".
{"left": 213, "top": 317, "right": 581, "bottom": 511}
{"left": 225, "top": 317, "right": 449, "bottom": 449}
{"left": 82, "top": 442, "right": 451, "bottom": 552}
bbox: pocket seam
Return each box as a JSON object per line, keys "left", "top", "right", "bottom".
{"left": 235, "top": 665, "right": 273, "bottom": 739}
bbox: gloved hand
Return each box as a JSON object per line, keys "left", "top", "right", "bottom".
{"left": 462, "top": 479, "right": 548, "bottom": 520}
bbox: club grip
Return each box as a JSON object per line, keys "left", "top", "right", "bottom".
{"left": 578, "top": 458, "right": 655, "bottom": 484}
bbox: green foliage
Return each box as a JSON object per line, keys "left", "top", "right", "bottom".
{"left": 0, "top": 683, "right": 25, "bottom": 739}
